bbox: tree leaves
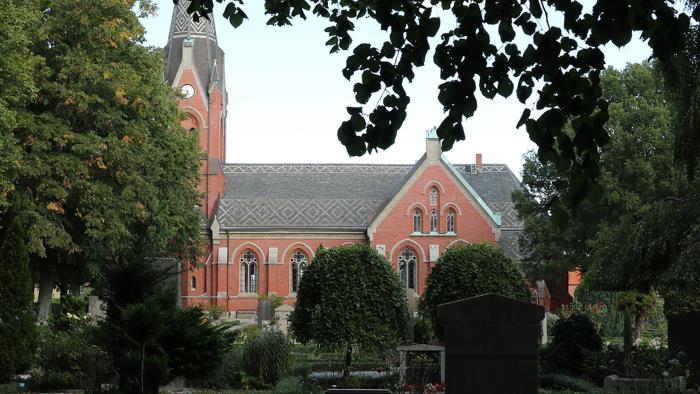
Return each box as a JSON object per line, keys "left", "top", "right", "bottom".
{"left": 290, "top": 244, "right": 408, "bottom": 356}
{"left": 190, "top": 0, "right": 699, "bottom": 213}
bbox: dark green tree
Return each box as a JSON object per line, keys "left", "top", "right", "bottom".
{"left": 97, "top": 255, "right": 230, "bottom": 393}
{"left": 5, "top": 0, "right": 202, "bottom": 321}
{"left": 289, "top": 244, "right": 408, "bottom": 380}
{"left": 513, "top": 62, "right": 677, "bottom": 278}
{"left": 183, "top": 0, "right": 700, "bottom": 209}
{"left": 0, "top": 213, "right": 36, "bottom": 382}
{"left": 418, "top": 243, "right": 531, "bottom": 339}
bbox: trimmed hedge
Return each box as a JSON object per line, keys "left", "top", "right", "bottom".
{"left": 538, "top": 373, "right": 600, "bottom": 392}
{"left": 418, "top": 243, "right": 531, "bottom": 338}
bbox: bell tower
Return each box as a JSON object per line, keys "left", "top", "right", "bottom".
{"left": 164, "top": 1, "right": 227, "bottom": 223}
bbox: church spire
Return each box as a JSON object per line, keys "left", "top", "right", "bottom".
{"left": 168, "top": 0, "right": 217, "bottom": 43}
{"left": 164, "top": 0, "right": 226, "bottom": 93}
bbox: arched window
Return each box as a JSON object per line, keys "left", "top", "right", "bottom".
{"left": 446, "top": 209, "right": 456, "bottom": 233}
{"left": 398, "top": 248, "right": 417, "bottom": 289}
{"left": 290, "top": 250, "right": 308, "bottom": 293}
{"left": 429, "top": 187, "right": 439, "bottom": 206}
{"left": 191, "top": 276, "right": 197, "bottom": 291}
{"left": 239, "top": 250, "right": 258, "bottom": 293}
{"left": 413, "top": 209, "right": 422, "bottom": 233}
{"left": 430, "top": 209, "right": 438, "bottom": 232}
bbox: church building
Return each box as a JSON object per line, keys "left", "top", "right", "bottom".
{"left": 164, "top": 2, "right": 536, "bottom": 316}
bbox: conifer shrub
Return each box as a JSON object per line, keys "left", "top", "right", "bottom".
{"left": 541, "top": 314, "right": 602, "bottom": 374}
{"left": 0, "top": 216, "right": 36, "bottom": 382}
{"left": 418, "top": 243, "right": 531, "bottom": 338}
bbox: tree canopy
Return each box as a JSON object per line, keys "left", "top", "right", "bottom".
{"left": 418, "top": 243, "right": 531, "bottom": 338}
{"left": 181, "top": 0, "right": 700, "bottom": 209}
{"left": 0, "top": 0, "right": 203, "bottom": 320}
{"left": 289, "top": 244, "right": 408, "bottom": 379}
{"left": 514, "top": 62, "right": 677, "bottom": 278}
{"left": 514, "top": 61, "right": 700, "bottom": 315}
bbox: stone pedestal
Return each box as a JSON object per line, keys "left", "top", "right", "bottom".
{"left": 274, "top": 304, "right": 294, "bottom": 333}
{"left": 437, "top": 293, "right": 544, "bottom": 394}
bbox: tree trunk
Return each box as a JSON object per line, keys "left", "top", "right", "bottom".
{"left": 633, "top": 314, "right": 643, "bottom": 343}
{"left": 343, "top": 344, "right": 352, "bottom": 381}
{"left": 37, "top": 270, "right": 54, "bottom": 324}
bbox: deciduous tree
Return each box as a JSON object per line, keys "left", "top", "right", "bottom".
{"left": 514, "top": 62, "right": 677, "bottom": 278}
{"left": 290, "top": 244, "right": 408, "bottom": 379}
{"left": 6, "top": 0, "right": 202, "bottom": 321}
{"left": 418, "top": 243, "right": 531, "bottom": 338}
{"left": 183, "top": 0, "right": 700, "bottom": 209}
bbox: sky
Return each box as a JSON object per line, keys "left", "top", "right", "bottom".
{"left": 140, "top": 1, "right": 654, "bottom": 178}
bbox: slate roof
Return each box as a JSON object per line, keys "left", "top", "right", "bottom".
{"left": 217, "top": 162, "right": 524, "bottom": 258}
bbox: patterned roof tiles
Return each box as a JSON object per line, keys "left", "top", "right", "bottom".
{"left": 218, "top": 162, "right": 523, "bottom": 231}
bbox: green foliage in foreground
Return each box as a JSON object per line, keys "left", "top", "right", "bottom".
{"left": 193, "top": 0, "right": 700, "bottom": 212}
{"left": 0, "top": 214, "right": 36, "bottom": 382}
{"left": 97, "top": 256, "right": 231, "bottom": 394}
{"left": 290, "top": 244, "right": 408, "bottom": 379}
{"left": 419, "top": 243, "right": 531, "bottom": 338}
{"left": 243, "top": 330, "right": 292, "bottom": 386}
{"left": 541, "top": 314, "right": 602, "bottom": 375}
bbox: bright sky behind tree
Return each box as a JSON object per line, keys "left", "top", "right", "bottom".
{"left": 141, "top": 1, "right": 653, "bottom": 177}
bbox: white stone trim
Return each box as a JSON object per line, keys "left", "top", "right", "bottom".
{"left": 422, "top": 180, "right": 446, "bottom": 195}
{"left": 389, "top": 239, "right": 427, "bottom": 263}
{"left": 446, "top": 239, "right": 471, "bottom": 249}
{"left": 405, "top": 202, "right": 429, "bottom": 216}
{"left": 440, "top": 202, "right": 463, "bottom": 216}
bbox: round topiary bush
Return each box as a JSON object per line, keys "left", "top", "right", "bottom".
{"left": 418, "top": 243, "right": 531, "bottom": 338}
{"left": 541, "top": 314, "right": 602, "bottom": 374}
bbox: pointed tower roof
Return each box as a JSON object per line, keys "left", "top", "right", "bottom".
{"left": 164, "top": 0, "right": 226, "bottom": 94}
{"left": 168, "top": 0, "right": 217, "bottom": 42}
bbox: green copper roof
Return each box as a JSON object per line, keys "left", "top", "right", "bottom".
{"left": 426, "top": 128, "right": 438, "bottom": 139}
{"left": 440, "top": 154, "right": 502, "bottom": 226}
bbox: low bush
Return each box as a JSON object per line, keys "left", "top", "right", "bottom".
{"left": 538, "top": 373, "right": 599, "bottom": 392}
{"left": 28, "top": 325, "right": 113, "bottom": 392}
{"left": 582, "top": 343, "right": 689, "bottom": 386}
{"left": 308, "top": 373, "right": 399, "bottom": 390}
{"left": 189, "top": 346, "right": 246, "bottom": 389}
{"left": 243, "top": 329, "right": 292, "bottom": 386}
{"left": 273, "top": 376, "right": 323, "bottom": 394}
{"left": 541, "top": 314, "right": 602, "bottom": 374}
{"left": 297, "top": 360, "right": 388, "bottom": 372}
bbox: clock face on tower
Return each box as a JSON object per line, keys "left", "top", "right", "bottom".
{"left": 180, "top": 84, "right": 195, "bottom": 99}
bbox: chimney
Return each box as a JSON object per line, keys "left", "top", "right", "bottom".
{"left": 426, "top": 128, "right": 441, "bottom": 163}
{"left": 475, "top": 153, "right": 482, "bottom": 169}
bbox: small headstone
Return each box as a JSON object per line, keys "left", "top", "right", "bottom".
{"left": 257, "top": 300, "right": 272, "bottom": 325}
{"left": 274, "top": 303, "right": 294, "bottom": 333}
{"left": 88, "top": 295, "right": 106, "bottom": 320}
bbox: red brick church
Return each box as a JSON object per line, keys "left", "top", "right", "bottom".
{"left": 164, "top": 2, "right": 556, "bottom": 315}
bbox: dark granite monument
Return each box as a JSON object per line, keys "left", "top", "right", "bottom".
{"left": 668, "top": 312, "right": 700, "bottom": 380}
{"left": 438, "top": 293, "right": 544, "bottom": 394}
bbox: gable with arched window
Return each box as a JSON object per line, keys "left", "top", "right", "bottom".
{"left": 290, "top": 250, "right": 308, "bottom": 293}
{"left": 239, "top": 249, "right": 258, "bottom": 294}
{"left": 398, "top": 247, "right": 417, "bottom": 290}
